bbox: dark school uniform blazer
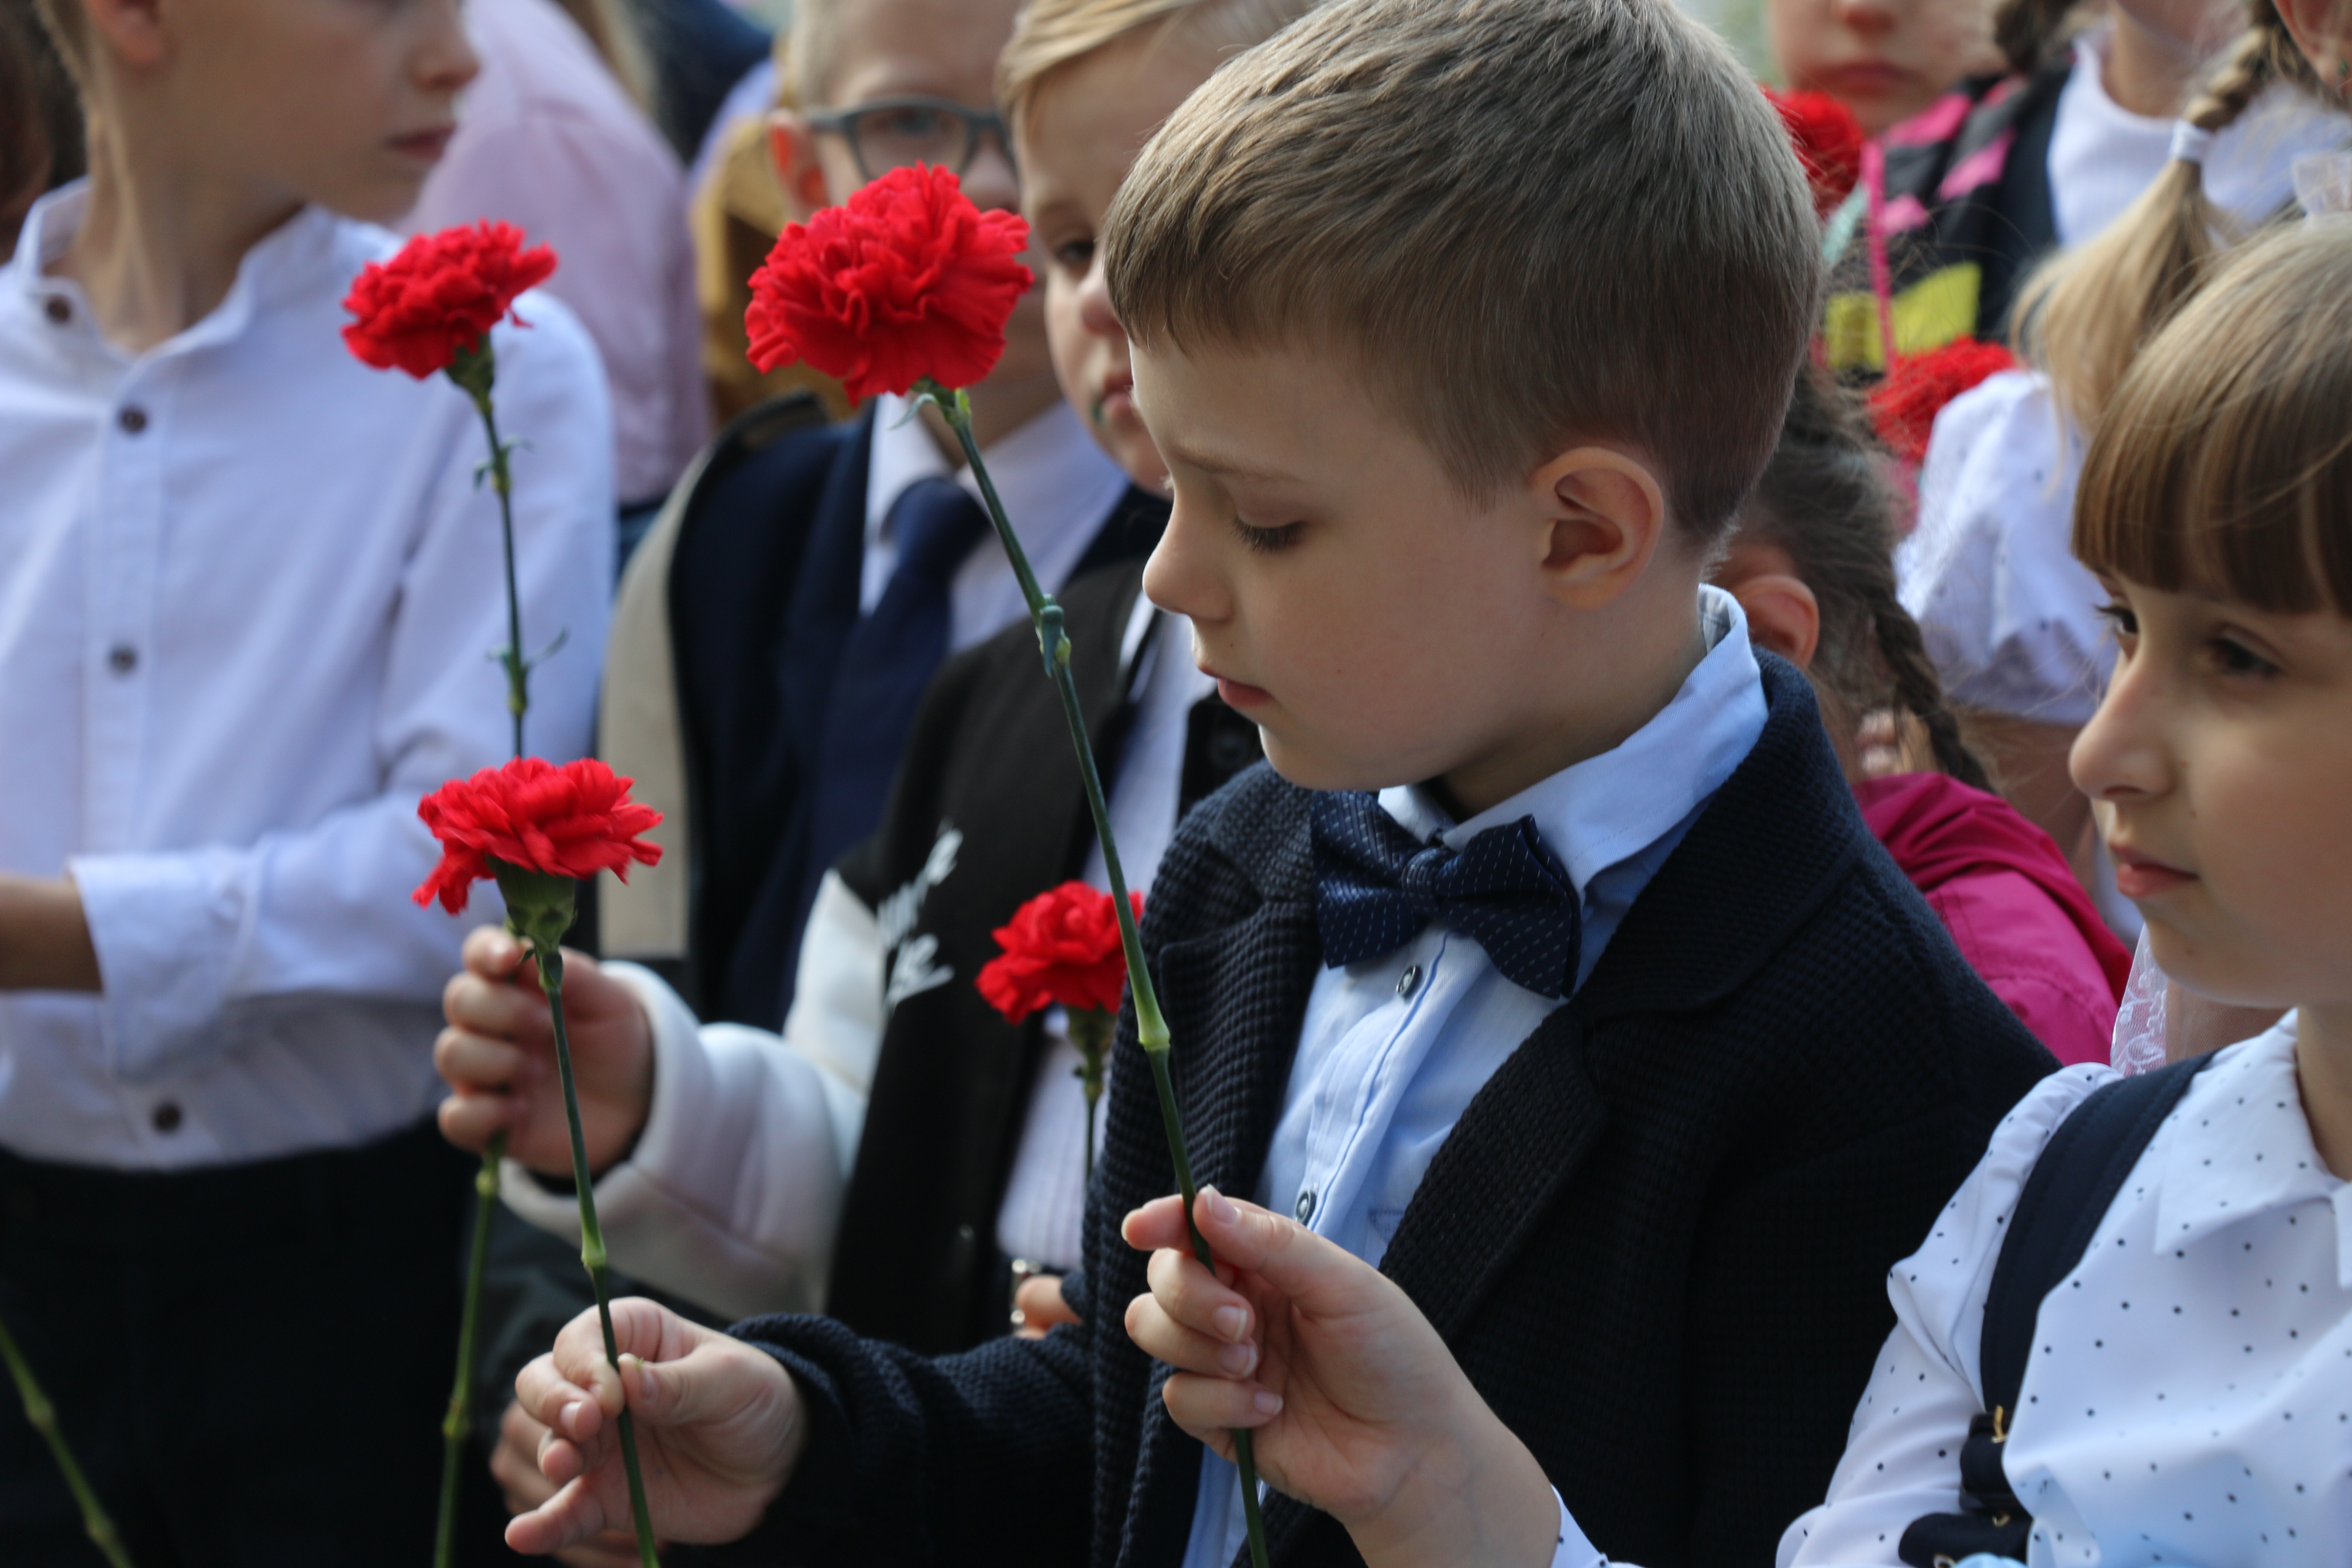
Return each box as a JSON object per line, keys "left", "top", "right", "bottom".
{"left": 665, "top": 398, "right": 1169, "bottom": 1028}
{"left": 704, "top": 656, "right": 2058, "bottom": 1568}
{"left": 819, "top": 563, "right": 1262, "bottom": 1353}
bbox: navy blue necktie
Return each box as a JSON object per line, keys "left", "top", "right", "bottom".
{"left": 803, "top": 478, "right": 992, "bottom": 897}
{"left": 1310, "top": 790, "right": 1582, "bottom": 999}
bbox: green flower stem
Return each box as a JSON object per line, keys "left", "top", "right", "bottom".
{"left": 931, "top": 383, "right": 1272, "bottom": 1568}
{"left": 463, "top": 380, "right": 530, "bottom": 761}
{"left": 436, "top": 1128, "right": 504, "bottom": 1568}
{"left": 0, "top": 1308, "right": 133, "bottom": 1568}
{"left": 436, "top": 343, "right": 533, "bottom": 1568}
{"left": 534, "top": 939, "right": 660, "bottom": 1568}
{"left": 1068, "top": 1009, "right": 1113, "bottom": 1185}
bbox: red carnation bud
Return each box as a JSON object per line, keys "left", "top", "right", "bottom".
{"left": 1765, "top": 87, "right": 1865, "bottom": 220}
{"left": 414, "top": 756, "right": 662, "bottom": 916}
{"left": 343, "top": 221, "right": 558, "bottom": 381}
{"left": 743, "top": 164, "right": 1034, "bottom": 403}
{"left": 976, "top": 881, "right": 1143, "bottom": 1025}
{"left": 1869, "top": 337, "right": 2019, "bottom": 466}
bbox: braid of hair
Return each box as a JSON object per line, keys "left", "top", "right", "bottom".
{"left": 1736, "top": 366, "right": 1994, "bottom": 790}
{"left": 1993, "top": 0, "right": 2082, "bottom": 78}
{"left": 1871, "top": 589, "right": 1994, "bottom": 793}
{"left": 2016, "top": 0, "right": 2308, "bottom": 428}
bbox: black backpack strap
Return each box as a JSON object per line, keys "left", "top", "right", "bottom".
{"left": 1899, "top": 1053, "right": 2222, "bottom": 1568}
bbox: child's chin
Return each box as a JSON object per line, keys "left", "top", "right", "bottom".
{"left": 1259, "top": 735, "right": 1392, "bottom": 796}
{"left": 323, "top": 172, "right": 431, "bottom": 229}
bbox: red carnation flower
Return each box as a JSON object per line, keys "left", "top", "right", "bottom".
{"left": 414, "top": 756, "right": 662, "bottom": 916}
{"left": 1766, "top": 87, "right": 1865, "bottom": 219}
{"left": 1869, "top": 337, "right": 2018, "bottom": 466}
{"left": 343, "top": 221, "right": 558, "bottom": 380}
{"left": 744, "top": 164, "right": 1033, "bottom": 403}
{"left": 976, "top": 882, "right": 1142, "bottom": 1024}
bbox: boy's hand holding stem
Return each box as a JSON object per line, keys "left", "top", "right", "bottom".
{"left": 505, "top": 1297, "right": 806, "bottom": 1554}
{"left": 435, "top": 924, "right": 655, "bottom": 1179}
{"left": 1122, "top": 1189, "right": 1563, "bottom": 1568}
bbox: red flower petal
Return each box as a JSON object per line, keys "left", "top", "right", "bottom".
{"left": 1765, "top": 87, "right": 1865, "bottom": 220}
{"left": 974, "top": 882, "right": 1143, "bottom": 1025}
{"left": 1868, "top": 337, "right": 2018, "bottom": 466}
{"left": 343, "top": 222, "right": 558, "bottom": 380}
{"left": 413, "top": 756, "right": 662, "bottom": 914}
{"left": 743, "top": 165, "right": 1034, "bottom": 402}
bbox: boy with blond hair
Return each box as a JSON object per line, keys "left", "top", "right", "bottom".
{"left": 488, "top": 2, "right": 2052, "bottom": 1565}
{"left": 0, "top": 0, "right": 609, "bottom": 1554}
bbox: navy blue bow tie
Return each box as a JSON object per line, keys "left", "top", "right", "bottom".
{"left": 1310, "top": 790, "right": 1582, "bottom": 999}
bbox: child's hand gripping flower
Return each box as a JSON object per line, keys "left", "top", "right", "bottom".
{"left": 416, "top": 756, "right": 664, "bottom": 1566}
{"left": 347, "top": 218, "right": 570, "bottom": 1568}
{"left": 1122, "top": 1189, "right": 1563, "bottom": 1568}
{"left": 504, "top": 1296, "right": 805, "bottom": 1556}
{"left": 749, "top": 160, "right": 1275, "bottom": 1564}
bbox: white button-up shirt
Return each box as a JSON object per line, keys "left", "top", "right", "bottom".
{"left": 1185, "top": 590, "right": 1769, "bottom": 1568}
{"left": 860, "top": 391, "right": 1132, "bottom": 653}
{"left": 0, "top": 187, "right": 613, "bottom": 1170}
{"left": 1767, "top": 1016, "right": 2350, "bottom": 1568}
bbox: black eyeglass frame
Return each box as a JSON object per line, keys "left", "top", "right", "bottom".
{"left": 801, "top": 95, "right": 1017, "bottom": 184}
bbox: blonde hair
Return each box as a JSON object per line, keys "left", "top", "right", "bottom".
{"left": 552, "top": 0, "right": 655, "bottom": 113}
{"left": 2074, "top": 219, "right": 2352, "bottom": 617}
{"left": 2015, "top": 0, "right": 2330, "bottom": 430}
{"left": 997, "top": 0, "right": 1317, "bottom": 138}
{"left": 26, "top": 0, "right": 82, "bottom": 85}
{"left": 1104, "top": 0, "right": 1820, "bottom": 537}
{"left": 783, "top": 0, "right": 846, "bottom": 108}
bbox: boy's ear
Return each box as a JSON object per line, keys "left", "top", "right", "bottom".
{"left": 82, "top": 0, "right": 170, "bottom": 70}
{"left": 766, "top": 110, "right": 834, "bottom": 221}
{"left": 1724, "top": 573, "right": 1820, "bottom": 670}
{"left": 1530, "top": 447, "right": 1670, "bottom": 610}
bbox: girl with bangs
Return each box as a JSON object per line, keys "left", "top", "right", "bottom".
{"left": 1115, "top": 216, "right": 2352, "bottom": 1568}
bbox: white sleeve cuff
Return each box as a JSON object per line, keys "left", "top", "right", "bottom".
{"left": 70, "top": 846, "right": 251, "bottom": 1084}
{"left": 1551, "top": 1489, "right": 1611, "bottom": 1568}
{"left": 498, "top": 960, "right": 865, "bottom": 1321}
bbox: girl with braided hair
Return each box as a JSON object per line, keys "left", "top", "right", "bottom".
{"left": 1713, "top": 365, "right": 2131, "bottom": 1066}
{"left": 1899, "top": 0, "right": 2347, "bottom": 932}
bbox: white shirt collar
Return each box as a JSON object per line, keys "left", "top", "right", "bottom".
{"left": 1379, "top": 586, "right": 1764, "bottom": 894}
{"left": 2148, "top": 1015, "right": 2352, "bottom": 1285}
{"left": 11, "top": 182, "right": 351, "bottom": 364}
{"left": 863, "top": 391, "right": 1121, "bottom": 554}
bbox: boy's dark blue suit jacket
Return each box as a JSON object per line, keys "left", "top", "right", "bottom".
{"left": 705, "top": 655, "right": 2058, "bottom": 1568}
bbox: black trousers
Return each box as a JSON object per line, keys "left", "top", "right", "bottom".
{"left": 0, "top": 1119, "right": 520, "bottom": 1567}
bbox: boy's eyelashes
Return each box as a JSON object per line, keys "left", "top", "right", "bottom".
{"left": 1049, "top": 237, "right": 1096, "bottom": 273}
{"left": 2094, "top": 600, "right": 2139, "bottom": 641}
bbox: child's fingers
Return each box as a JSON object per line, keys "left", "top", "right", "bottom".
{"left": 1186, "top": 1186, "right": 1375, "bottom": 1312}
{"left": 435, "top": 1084, "right": 520, "bottom": 1154}
{"left": 1144, "top": 1242, "right": 1255, "bottom": 1346}
{"left": 1120, "top": 1192, "right": 1194, "bottom": 1253}
{"left": 444, "top": 963, "right": 550, "bottom": 1041}
{"left": 1124, "top": 1282, "right": 1257, "bottom": 1381}
{"left": 516, "top": 1351, "right": 607, "bottom": 1448}
{"left": 462, "top": 923, "right": 537, "bottom": 987}
{"left": 504, "top": 1473, "right": 619, "bottom": 1556}
{"left": 1161, "top": 1369, "right": 1283, "bottom": 1439}
{"left": 434, "top": 1025, "right": 539, "bottom": 1091}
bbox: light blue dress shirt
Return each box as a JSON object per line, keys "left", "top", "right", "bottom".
{"left": 1179, "top": 588, "right": 1769, "bottom": 1568}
